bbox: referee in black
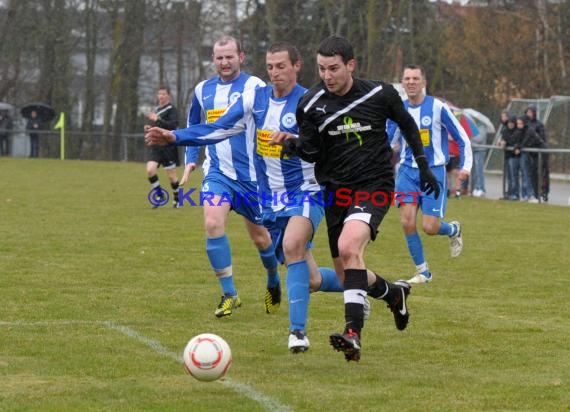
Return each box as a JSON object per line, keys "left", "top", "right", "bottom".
{"left": 145, "top": 85, "right": 181, "bottom": 208}
{"left": 271, "top": 36, "right": 439, "bottom": 362}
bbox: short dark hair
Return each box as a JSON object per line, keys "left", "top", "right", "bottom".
{"left": 317, "top": 36, "right": 354, "bottom": 64}
{"left": 267, "top": 42, "right": 301, "bottom": 66}
{"left": 403, "top": 64, "right": 426, "bottom": 78}
{"left": 158, "top": 85, "right": 171, "bottom": 94}
{"left": 214, "top": 35, "right": 243, "bottom": 54}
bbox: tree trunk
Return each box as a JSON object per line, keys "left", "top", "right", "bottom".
{"left": 112, "top": 0, "right": 146, "bottom": 160}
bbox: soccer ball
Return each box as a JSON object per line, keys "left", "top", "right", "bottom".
{"left": 183, "top": 333, "right": 232, "bottom": 382}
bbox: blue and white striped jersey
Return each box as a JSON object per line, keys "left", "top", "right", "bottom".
{"left": 185, "top": 72, "right": 265, "bottom": 182}
{"left": 388, "top": 95, "right": 472, "bottom": 171}
{"left": 174, "top": 84, "right": 321, "bottom": 212}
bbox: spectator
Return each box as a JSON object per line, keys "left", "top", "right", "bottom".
{"left": 524, "top": 105, "right": 549, "bottom": 202}
{"left": 26, "top": 110, "right": 42, "bottom": 158}
{"left": 471, "top": 120, "right": 490, "bottom": 197}
{"left": 499, "top": 110, "right": 509, "bottom": 130}
{"left": 0, "top": 111, "right": 13, "bottom": 156}
{"left": 499, "top": 115, "right": 521, "bottom": 200}
{"left": 515, "top": 116, "right": 541, "bottom": 203}
{"left": 498, "top": 110, "right": 511, "bottom": 198}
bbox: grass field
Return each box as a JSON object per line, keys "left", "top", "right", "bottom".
{"left": 1, "top": 157, "right": 568, "bottom": 411}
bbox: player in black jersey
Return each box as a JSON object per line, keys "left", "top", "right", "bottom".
{"left": 145, "top": 85, "right": 181, "bottom": 208}
{"left": 271, "top": 36, "right": 439, "bottom": 362}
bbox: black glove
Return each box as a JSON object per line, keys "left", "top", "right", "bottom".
{"left": 280, "top": 138, "right": 301, "bottom": 159}
{"left": 416, "top": 156, "right": 440, "bottom": 199}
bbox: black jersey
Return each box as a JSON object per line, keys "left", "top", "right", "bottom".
{"left": 296, "top": 78, "right": 424, "bottom": 187}
{"left": 147, "top": 103, "right": 180, "bottom": 166}
{"left": 153, "top": 104, "right": 179, "bottom": 130}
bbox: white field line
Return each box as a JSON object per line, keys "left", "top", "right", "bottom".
{"left": 0, "top": 320, "right": 292, "bottom": 412}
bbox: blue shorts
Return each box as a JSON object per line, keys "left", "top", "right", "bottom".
{"left": 201, "top": 171, "right": 262, "bottom": 225}
{"left": 395, "top": 164, "right": 447, "bottom": 218}
{"left": 262, "top": 192, "right": 325, "bottom": 265}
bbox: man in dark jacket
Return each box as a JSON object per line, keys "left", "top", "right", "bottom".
{"left": 499, "top": 115, "right": 521, "bottom": 200}
{"left": 524, "top": 105, "right": 549, "bottom": 201}
{"left": 515, "top": 116, "right": 540, "bottom": 202}
{"left": 0, "top": 111, "right": 13, "bottom": 156}
{"left": 26, "top": 110, "right": 44, "bottom": 158}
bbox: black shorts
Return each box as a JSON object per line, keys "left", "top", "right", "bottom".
{"left": 148, "top": 145, "right": 180, "bottom": 169}
{"left": 325, "top": 179, "right": 394, "bottom": 258}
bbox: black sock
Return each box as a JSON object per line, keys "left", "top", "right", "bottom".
{"left": 343, "top": 269, "right": 368, "bottom": 334}
{"left": 367, "top": 272, "right": 390, "bottom": 300}
{"left": 171, "top": 181, "right": 179, "bottom": 203}
{"left": 148, "top": 175, "right": 162, "bottom": 196}
{"left": 382, "top": 281, "right": 403, "bottom": 304}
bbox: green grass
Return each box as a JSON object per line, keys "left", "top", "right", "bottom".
{"left": 0, "top": 158, "right": 568, "bottom": 412}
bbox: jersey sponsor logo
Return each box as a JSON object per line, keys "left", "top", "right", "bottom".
{"left": 327, "top": 116, "right": 371, "bottom": 145}
{"left": 421, "top": 116, "right": 432, "bottom": 127}
{"left": 420, "top": 129, "right": 431, "bottom": 146}
{"left": 206, "top": 108, "right": 226, "bottom": 124}
{"left": 281, "top": 113, "right": 297, "bottom": 128}
{"left": 256, "top": 129, "right": 284, "bottom": 158}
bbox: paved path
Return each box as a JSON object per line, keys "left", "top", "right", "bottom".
{"left": 477, "top": 172, "right": 570, "bottom": 206}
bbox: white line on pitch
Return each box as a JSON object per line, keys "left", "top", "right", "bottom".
{"left": 102, "top": 321, "right": 292, "bottom": 412}
{"left": 0, "top": 320, "right": 291, "bottom": 412}
{"left": 0, "top": 320, "right": 95, "bottom": 326}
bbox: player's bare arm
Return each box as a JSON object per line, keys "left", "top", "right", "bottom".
{"left": 145, "top": 127, "right": 175, "bottom": 146}
{"left": 457, "top": 169, "right": 470, "bottom": 182}
{"left": 180, "top": 163, "right": 197, "bottom": 186}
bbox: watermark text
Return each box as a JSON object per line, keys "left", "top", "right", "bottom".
{"left": 148, "top": 188, "right": 421, "bottom": 208}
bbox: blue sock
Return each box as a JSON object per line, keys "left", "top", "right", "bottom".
{"left": 318, "top": 267, "right": 343, "bottom": 292}
{"left": 405, "top": 233, "right": 425, "bottom": 266}
{"left": 206, "top": 235, "right": 236, "bottom": 296}
{"left": 287, "top": 260, "right": 310, "bottom": 332}
{"left": 219, "top": 277, "right": 236, "bottom": 296}
{"left": 438, "top": 221, "right": 456, "bottom": 236}
{"left": 259, "top": 244, "right": 280, "bottom": 288}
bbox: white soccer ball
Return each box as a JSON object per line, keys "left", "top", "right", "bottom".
{"left": 183, "top": 333, "right": 232, "bottom": 382}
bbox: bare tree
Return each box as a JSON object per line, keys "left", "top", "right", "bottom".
{"left": 101, "top": 0, "right": 121, "bottom": 158}
{"left": 111, "top": 0, "right": 146, "bottom": 159}
{"left": 0, "top": 0, "right": 31, "bottom": 101}
{"left": 82, "top": 0, "right": 99, "bottom": 135}
{"left": 535, "top": 0, "right": 566, "bottom": 94}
